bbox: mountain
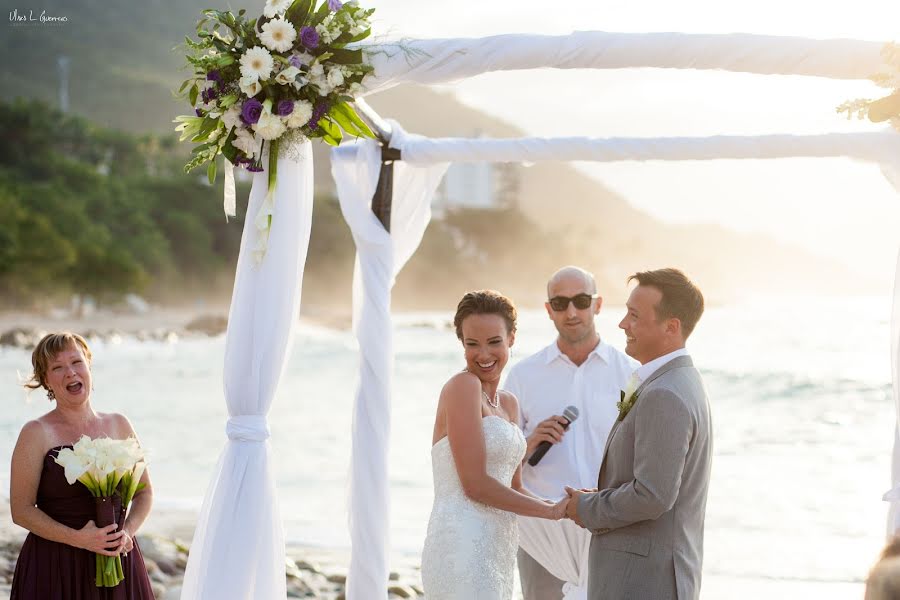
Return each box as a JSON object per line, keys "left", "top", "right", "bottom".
{"left": 0, "top": 0, "right": 879, "bottom": 306}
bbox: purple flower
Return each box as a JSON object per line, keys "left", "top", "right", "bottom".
{"left": 206, "top": 70, "right": 222, "bottom": 83}
{"left": 300, "top": 26, "right": 319, "bottom": 49}
{"left": 288, "top": 54, "right": 306, "bottom": 69}
{"left": 306, "top": 101, "right": 329, "bottom": 129}
{"left": 201, "top": 87, "right": 218, "bottom": 104}
{"left": 327, "top": 0, "right": 343, "bottom": 10}
{"left": 246, "top": 160, "right": 264, "bottom": 173}
{"left": 276, "top": 100, "right": 294, "bottom": 117}
{"left": 195, "top": 108, "right": 204, "bottom": 117}
{"left": 241, "top": 99, "right": 263, "bottom": 125}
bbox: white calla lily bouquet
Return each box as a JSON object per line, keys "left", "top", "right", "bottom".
{"left": 54, "top": 436, "right": 148, "bottom": 587}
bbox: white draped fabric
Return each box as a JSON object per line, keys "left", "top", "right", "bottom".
{"left": 331, "top": 123, "right": 449, "bottom": 600}
{"left": 393, "top": 131, "right": 900, "bottom": 165}
{"left": 180, "top": 142, "right": 315, "bottom": 600}
{"left": 886, "top": 250, "right": 900, "bottom": 536}
{"left": 358, "top": 31, "right": 884, "bottom": 95}
{"left": 518, "top": 516, "right": 591, "bottom": 600}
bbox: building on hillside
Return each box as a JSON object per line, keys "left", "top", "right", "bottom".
{"left": 433, "top": 161, "right": 520, "bottom": 217}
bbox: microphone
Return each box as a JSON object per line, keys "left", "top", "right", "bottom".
{"left": 527, "top": 405, "right": 579, "bottom": 466}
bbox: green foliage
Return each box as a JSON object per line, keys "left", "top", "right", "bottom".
{"left": 0, "top": 99, "right": 243, "bottom": 308}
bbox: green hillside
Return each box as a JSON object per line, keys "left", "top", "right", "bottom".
{"left": 0, "top": 0, "right": 233, "bottom": 132}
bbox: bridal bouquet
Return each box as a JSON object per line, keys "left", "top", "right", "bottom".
{"left": 54, "top": 436, "right": 148, "bottom": 587}
{"left": 175, "top": 0, "right": 376, "bottom": 256}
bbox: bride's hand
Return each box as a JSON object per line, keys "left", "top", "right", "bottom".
{"left": 548, "top": 495, "right": 569, "bottom": 520}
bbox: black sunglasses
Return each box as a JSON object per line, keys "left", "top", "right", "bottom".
{"left": 548, "top": 293, "right": 599, "bottom": 311}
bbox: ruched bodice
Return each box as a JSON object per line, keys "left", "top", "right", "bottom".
{"left": 11, "top": 446, "right": 155, "bottom": 600}
{"left": 421, "top": 416, "right": 527, "bottom": 599}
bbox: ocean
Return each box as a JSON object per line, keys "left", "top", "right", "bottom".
{"left": 0, "top": 296, "right": 893, "bottom": 598}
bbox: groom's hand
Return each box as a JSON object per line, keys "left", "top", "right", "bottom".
{"left": 564, "top": 486, "right": 585, "bottom": 527}
{"left": 525, "top": 415, "right": 569, "bottom": 457}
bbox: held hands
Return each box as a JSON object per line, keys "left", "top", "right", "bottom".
{"left": 525, "top": 415, "right": 570, "bottom": 457}
{"left": 546, "top": 495, "right": 569, "bottom": 520}
{"left": 563, "top": 486, "right": 597, "bottom": 528}
{"left": 76, "top": 520, "right": 125, "bottom": 556}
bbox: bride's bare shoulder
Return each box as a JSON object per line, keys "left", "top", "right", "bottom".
{"left": 442, "top": 371, "right": 481, "bottom": 396}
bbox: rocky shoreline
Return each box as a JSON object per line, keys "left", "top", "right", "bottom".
{"left": 0, "top": 305, "right": 362, "bottom": 350}
{"left": 0, "top": 529, "right": 425, "bottom": 600}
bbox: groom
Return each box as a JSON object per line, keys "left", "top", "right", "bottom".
{"left": 565, "top": 268, "right": 711, "bottom": 600}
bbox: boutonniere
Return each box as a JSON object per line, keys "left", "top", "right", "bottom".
{"left": 616, "top": 376, "right": 640, "bottom": 421}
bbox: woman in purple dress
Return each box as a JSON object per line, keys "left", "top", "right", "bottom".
{"left": 9, "top": 332, "right": 155, "bottom": 599}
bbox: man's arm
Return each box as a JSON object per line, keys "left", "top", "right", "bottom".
{"left": 575, "top": 388, "right": 692, "bottom": 532}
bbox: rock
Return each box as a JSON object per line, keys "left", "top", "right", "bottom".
{"left": 150, "top": 580, "right": 167, "bottom": 599}
{"left": 387, "top": 584, "right": 416, "bottom": 598}
{"left": 137, "top": 535, "right": 181, "bottom": 576}
{"left": 294, "top": 559, "right": 322, "bottom": 574}
{"left": 155, "top": 558, "right": 178, "bottom": 576}
{"left": 286, "top": 576, "right": 315, "bottom": 597}
{"left": 0, "top": 327, "right": 41, "bottom": 349}
{"left": 163, "top": 585, "right": 182, "bottom": 600}
{"left": 326, "top": 573, "right": 347, "bottom": 584}
{"left": 410, "top": 583, "right": 424, "bottom": 595}
{"left": 389, "top": 571, "right": 399, "bottom": 581}
{"left": 143, "top": 558, "right": 169, "bottom": 583}
{"left": 285, "top": 558, "right": 303, "bottom": 580}
{"left": 185, "top": 315, "right": 228, "bottom": 336}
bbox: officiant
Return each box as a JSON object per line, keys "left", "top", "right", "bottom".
{"left": 503, "top": 266, "right": 637, "bottom": 599}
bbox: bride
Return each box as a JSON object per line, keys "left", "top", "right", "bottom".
{"left": 421, "top": 290, "right": 569, "bottom": 599}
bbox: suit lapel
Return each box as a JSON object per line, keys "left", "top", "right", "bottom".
{"left": 597, "top": 355, "right": 694, "bottom": 486}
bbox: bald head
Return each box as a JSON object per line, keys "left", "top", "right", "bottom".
{"left": 547, "top": 266, "right": 597, "bottom": 298}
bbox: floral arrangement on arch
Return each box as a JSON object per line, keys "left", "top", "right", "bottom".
{"left": 175, "top": 0, "right": 376, "bottom": 256}
{"left": 838, "top": 42, "right": 900, "bottom": 130}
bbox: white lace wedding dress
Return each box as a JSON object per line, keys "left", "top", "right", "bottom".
{"left": 421, "top": 415, "right": 527, "bottom": 599}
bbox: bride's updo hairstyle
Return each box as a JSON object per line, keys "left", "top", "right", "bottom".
{"left": 453, "top": 290, "right": 518, "bottom": 341}
{"left": 24, "top": 332, "right": 92, "bottom": 392}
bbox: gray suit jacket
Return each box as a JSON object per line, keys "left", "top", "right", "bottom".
{"left": 576, "top": 355, "right": 712, "bottom": 600}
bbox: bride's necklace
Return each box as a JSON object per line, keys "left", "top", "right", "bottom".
{"left": 482, "top": 388, "right": 500, "bottom": 409}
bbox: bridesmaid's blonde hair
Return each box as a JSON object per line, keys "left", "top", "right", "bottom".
{"left": 24, "top": 332, "right": 92, "bottom": 392}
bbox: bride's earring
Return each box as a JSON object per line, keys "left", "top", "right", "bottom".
{"left": 47, "top": 388, "right": 56, "bottom": 401}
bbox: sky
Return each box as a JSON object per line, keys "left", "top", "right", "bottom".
{"left": 362, "top": 0, "right": 900, "bottom": 286}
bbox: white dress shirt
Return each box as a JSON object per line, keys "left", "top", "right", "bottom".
{"left": 635, "top": 347, "right": 689, "bottom": 385}
{"left": 503, "top": 339, "right": 638, "bottom": 499}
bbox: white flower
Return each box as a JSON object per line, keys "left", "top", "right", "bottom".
{"left": 54, "top": 447, "right": 89, "bottom": 485}
{"left": 348, "top": 81, "right": 363, "bottom": 97}
{"left": 240, "top": 75, "right": 262, "bottom": 97}
{"left": 308, "top": 63, "right": 325, "bottom": 80}
{"left": 289, "top": 51, "right": 315, "bottom": 68}
{"left": 285, "top": 100, "right": 314, "bottom": 128}
{"left": 263, "top": 0, "right": 291, "bottom": 18}
{"left": 253, "top": 110, "right": 287, "bottom": 141}
{"left": 316, "top": 81, "right": 334, "bottom": 96}
{"left": 349, "top": 25, "right": 365, "bottom": 36}
{"left": 315, "top": 23, "right": 334, "bottom": 44}
{"left": 327, "top": 67, "right": 344, "bottom": 88}
{"left": 222, "top": 106, "right": 241, "bottom": 131}
{"left": 239, "top": 46, "right": 274, "bottom": 82}
{"left": 232, "top": 127, "right": 260, "bottom": 159}
{"left": 260, "top": 18, "right": 297, "bottom": 53}
{"left": 275, "top": 66, "right": 301, "bottom": 86}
